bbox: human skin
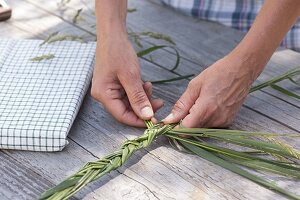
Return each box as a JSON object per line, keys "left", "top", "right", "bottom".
{"left": 92, "top": 0, "right": 163, "bottom": 127}
{"left": 92, "top": 0, "right": 300, "bottom": 128}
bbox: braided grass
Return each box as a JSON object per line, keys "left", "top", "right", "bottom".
{"left": 39, "top": 121, "right": 176, "bottom": 200}
{"left": 40, "top": 120, "right": 300, "bottom": 200}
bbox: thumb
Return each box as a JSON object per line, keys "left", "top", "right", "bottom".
{"left": 119, "top": 74, "right": 153, "bottom": 120}
{"left": 163, "top": 81, "right": 199, "bottom": 124}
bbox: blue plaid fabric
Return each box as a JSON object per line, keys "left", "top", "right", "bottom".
{"left": 161, "top": 0, "right": 300, "bottom": 52}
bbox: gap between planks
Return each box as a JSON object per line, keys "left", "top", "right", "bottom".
{"left": 23, "top": 0, "right": 300, "bottom": 132}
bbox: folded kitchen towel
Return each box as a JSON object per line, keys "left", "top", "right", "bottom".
{"left": 0, "top": 39, "right": 95, "bottom": 151}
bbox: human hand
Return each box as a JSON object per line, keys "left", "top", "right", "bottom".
{"left": 163, "top": 54, "right": 261, "bottom": 128}
{"left": 91, "top": 36, "right": 164, "bottom": 127}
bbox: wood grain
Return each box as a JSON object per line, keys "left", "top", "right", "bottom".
{"left": 0, "top": 0, "right": 299, "bottom": 199}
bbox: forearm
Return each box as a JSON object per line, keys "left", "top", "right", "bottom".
{"left": 95, "top": 0, "right": 128, "bottom": 39}
{"left": 230, "top": 0, "right": 300, "bottom": 80}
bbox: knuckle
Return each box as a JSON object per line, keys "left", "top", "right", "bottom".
{"left": 187, "top": 78, "right": 201, "bottom": 94}
{"left": 91, "top": 78, "right": 104, "bottom": 100}
{"left": 113, "top": 111, "right": 127, "bottom": 124}
{"left": 120, "top": 68, "right": 140, "bottom": 81}
{"left": 131, "top": 89, "right": 148, "bottom": 106}
{"left": 205, "top": 103, "right": 218, "bottom": 116}
{"left": 187, "top": 79, "right": 196, "bottom": 89}
{"left": 216, "top": 116, "right": 232, "bottom": 128}
{"left": 189, "top": 105, "right": 197, "bottom": 114}
{"left": 200, "top": 112, "right": 210, "bottom": 125}
{"left": 219, "top": 118, "right": 229, "bottom": 126}
{"left": 115, "top": 115, "right": 125, "bottom": 124}
{"left": 173, "top": 99, "right": 187, "bottom": 112}
{"left": 91, "top": 84, "right": 107, "bottom": 105}
{"left": 91, "top": 86, "right": 101, "bottom": 101}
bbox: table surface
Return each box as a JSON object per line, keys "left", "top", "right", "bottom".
{"left": 0, "top": 0, "right": 299, "bottom": 199}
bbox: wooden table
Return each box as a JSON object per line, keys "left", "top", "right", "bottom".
{"left": 0, "top": 0, "right": 299, "bottom": 199}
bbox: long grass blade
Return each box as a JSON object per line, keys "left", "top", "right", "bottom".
{"left": 30, "top": 54, "right": 55, "bottom": 62}
{"left": 270, "top": 84, "right": 300, "bottom": 99}
{"left": 221, "top": 156, "right": 300, "bottom": 179}
{"left": 139, "top": 31, "right": 176, "bottom": 45}
{"left": 166, "top": 134, "right": 300, "bottom": 171}
{"left": 177, "top": 139, "right": 300, "bottom": 200}
{"left": 169, "top": 128, "right": 300, "bottom": 138}
{"left": 40, "top": 33, "right": 84, "bottom": 46}
{"left": 137, "top": 45, "right": 180, "bottom": 71}
{"left": 136, "top": 45, "right": 166, "bottom": 57}
{"left": 288, "top": 77, "right": 300, "bottom": 87}
{"left": 127, "top": 8, "right": 137, "bottom": 13}
{"left": 207, "top": 135, "right": 300, "bottom": 159}
{"left": 72, "top": 8, "right": 83, "bottom": 24}
{"left": 148, "top": 74, "right": 194, "bottom": 84}
{"left": 170, "top": 128, "right": 300, "bottom": 159}
{"left": 250, "top": 67, "right": 300, "bottom": 93}
{"left": 40, "top": 121, "right": 300, "bottom": 200}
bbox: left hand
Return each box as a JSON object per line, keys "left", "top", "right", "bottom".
{"left": 163, "top": 54, "right": 260, "bottom": 128}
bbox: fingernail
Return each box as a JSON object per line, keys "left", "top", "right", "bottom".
{"left": 141, "top": 106, "right": 153, "bottom": 118}
{"left": 163, "top": 113, "right": 174, "bottom": 122}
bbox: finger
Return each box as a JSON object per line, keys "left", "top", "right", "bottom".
{"left": 151, "top": 98, "right": 164, "bottom": 112}
{"left": 205, "top": 111, "right": 232, "bottom": 128}
{"left": 104, "top": 97, "right": 146, "bottom": 127}
{"left": 181, "top": 99, "right": 213, "bottom": 128}
{"left": 144, "top": 82, "right": 164, "bottom": 112}
{"left": 107, "top": 88, "right": 126, "bottom": 99}
{"left": 151, "top": 117, "right": 159, "bottom": 124}
{"left": 143, "top": 82, "right": 153, "bottom": 98}
{"left": 92, "top": 81, "right": 125, "bottom": 99}
{"left": 163, "top": 81, "right": 200, "bottom": 124}
{"left": 91, "top": 81, "right": 146, "bottom": 127}
{"left": 145, "top": 82, "right": 162, "bottom": 123}
{"left": 181, "top": 108, "right": 204, "bottom": 128}
{"left": 119, "top": 73, "right": 153, "bottom": 120}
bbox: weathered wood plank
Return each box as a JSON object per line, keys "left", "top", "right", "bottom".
{"left": 0, "top": 152, "right": 52, "bottom": 199}
{"left": 1, "top": 4, "right": 229, "bottom": 200}
{"left": 24, "top": 0, "right": 300, "bottom": 132}
{"left": 75, "top": 59, "right": 300, "bottom": 199}
{"left": 77, "top": 96, "right": 300, "bottom": 200}
{"left": 6, "top": 0, "right": 94, "bottom": 40}
{"left": 1, "top": 0, "right": 299, "bottom": 200}
{"left": 6, "top": 118, "right": 173, "bottom": 200}
{"left": 0, "top": 22, "right": 34, "bottom": 38}
{"left": 127, "top": 0, "right": 300, "bottom": 107}
{"left": 0, "top": 17, "right": 189, "bottom": 200}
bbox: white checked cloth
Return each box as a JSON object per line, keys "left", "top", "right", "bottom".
{"left": 0, "top": 39, "right": 95, "bottom": 151}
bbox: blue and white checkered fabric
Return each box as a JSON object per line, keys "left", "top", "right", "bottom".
{"left": 0, "top": 39, "right": 95, "bottom": 151}
{"left": 161, "top": 0, "right": 300, "bottom": 52}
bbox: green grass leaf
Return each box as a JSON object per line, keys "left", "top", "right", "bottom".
{"left": 127, "top": 8, "right": 137, "bottom": 13}
{"left": 250, "top": 67, "right": 300, "bottom": 93}
{"left": 72, "top": 8, "right": 84, "bottom": 24}
{"left": 136, "top": 45, "right": 167, "bottom": 57}
{"left": 148, "top": 74, "right": 194, "bottom": 84}
{"left": 177, "top": 138, "right": 300, "bottom": 200}
{"left": 221, "top": 156, "right": 300, "bottom": 179}
{"left": 40, "top": 32, "right": 84, "bottom": 46}
{"left": 169, "top": 128, "right": 300, "bottom": 138}
{"left": 166, "top": 134, "right": 300, "bottom": 170}
{"left": 270, "top": 84, "right": 300, "bottom": 99}
{"left": 30, "top": 54, "right": 55, "bottom": 62}
{"left": 139, "top": 31, "right": 176, "bottom": 45}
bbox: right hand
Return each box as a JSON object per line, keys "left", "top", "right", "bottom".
{"left": 91, "top": 35, "right": 164, "bottom": 127}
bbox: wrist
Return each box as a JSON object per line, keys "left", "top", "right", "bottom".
{"left": 227, "top": 48, "right": 266, "bottom": 82}
{"left": 96, "top": 0, "right": 128, "bottom": 40}
{"left": 97, "top": 22, "right": 128, "bottom": 42}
